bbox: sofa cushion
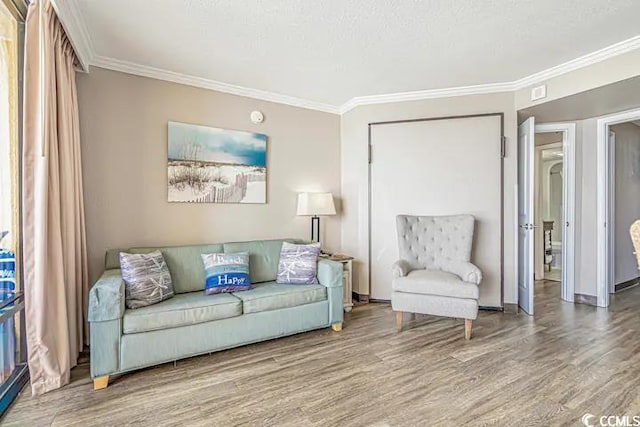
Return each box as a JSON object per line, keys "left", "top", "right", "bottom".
{"left": 106, "top": 244, "right": 223, "bottom": 294}
{"left": 105, "top": 248, "right": 128, "bottom": 270}
{"left": 120, "top": 251, "right": 174, "bottom": 309}
{"left": 232, "top": 281, "right": 327, "bottom": 314}
{"left": 224, "top": 239, "right": 298, "bottom": 283}
{"left": 392, "top": 269, "right": 479, "bottom": 300}
{"left": 123, "top": 291, "right": 242, "bottom": 334}
{"left": 202, "top": 252, "right": 251, "bottom": 294}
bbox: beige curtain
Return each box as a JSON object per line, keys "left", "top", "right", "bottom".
{"left": 23, "top": 0, "right": 88, "bottom": 395}
{"left": 0, "top": 6, "right": 18, "bottom": 251}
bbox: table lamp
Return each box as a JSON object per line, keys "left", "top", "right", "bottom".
{"left": 296, "top": 192, "right": 336, "bottom": 243}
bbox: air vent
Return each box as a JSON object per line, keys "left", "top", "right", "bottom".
{"left": 531, "top": 85, "right": 547, "bottom": 101}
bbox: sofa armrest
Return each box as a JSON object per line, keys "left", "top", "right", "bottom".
{"left": 317, "top": 259, "right": 344, "bottom": 325}
{"left": 392, "top": 259, "right": 412, "bottom": 279}
{"left": 317, "top": 259, "right": 343, "bottom": 288}
{"left": 444, "top": 261, "right": 482, "bottom": 285}
{"left": 88, "top": 269, "right": 126, "bottom": 322}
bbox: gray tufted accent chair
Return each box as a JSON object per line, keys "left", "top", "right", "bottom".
{"left": 392, "top": 214, "right": 482, "bottom": 339}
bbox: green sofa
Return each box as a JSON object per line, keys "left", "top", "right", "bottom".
{"left": 88, "top": 239, "right": 344, "bottom": 390}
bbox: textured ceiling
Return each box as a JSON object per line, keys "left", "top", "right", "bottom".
{"left": 78, "top": 0, "right": 640, "bottom": 107}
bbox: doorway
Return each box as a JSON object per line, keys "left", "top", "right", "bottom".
{"left": 597, "top": 107, "right": 640, "bottom": 307}
{"left": 517, "top": 120, "right": 576, "bottom": 315}
{"left": 535, "top": 137, "right": 563, "bottom": 284}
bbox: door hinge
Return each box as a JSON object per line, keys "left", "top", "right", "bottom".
{"left": 500, "top": 136, "right": 507, "bottom": 158}
{"left": 368, "top": 144, "right": 372, "bottom": 164}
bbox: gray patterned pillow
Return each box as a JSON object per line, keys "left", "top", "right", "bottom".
{"left": 276, "top": 242, "right": 321, "bottom": 284}
{"left": 120, "top": 251, "right": 174, "bottom": 309}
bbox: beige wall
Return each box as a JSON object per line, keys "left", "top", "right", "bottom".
{"left": 341, "top": 93, "right": 518, "bottom": 306}
{"left": 612, "top": 122, "right": 640, "bottom": 285}
{"left": 78, "top": 68, "right": 341, "bottom": 284}
{"left": 515, "top": 49, "right": 640, "bottom": 110}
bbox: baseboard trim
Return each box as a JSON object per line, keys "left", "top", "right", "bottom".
{"left": 503, "top": 303, "right": 518, "bottom": 314}
{"left": 574, "top": 293, "right": 598, "bottom": 306}
{"left": 615, "top": 277, "right": 640, "bottom": 292}
{"left": 479, "top": 306, "right": 504, "bottom": 312}
{"left": 352, "top": 292, "right": 369, "bottom": 303}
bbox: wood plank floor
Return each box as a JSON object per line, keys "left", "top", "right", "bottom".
{"left": 4, "top": 281, "right": 640, "bottom": 426}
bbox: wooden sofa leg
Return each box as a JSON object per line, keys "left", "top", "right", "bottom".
{"left": 331, "top": 322, "right": 342, "bottom": 332}
{"left": 93, "top": 375, "right": 109, "bottom": 390}
{"left": 395, "top": 311, "right": 403, "bottom": 332}
{"left": 464, "top": 319, "right": 473, "bottom": 340}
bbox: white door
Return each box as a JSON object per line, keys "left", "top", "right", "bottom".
{"left": 370, "top": 115, "right": 503, "bottom": 305}
{"left": 518, "top": 117, "right": 535, "bottom": 315}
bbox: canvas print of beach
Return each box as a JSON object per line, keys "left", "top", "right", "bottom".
{"left": 167, "top": 121, "right": 267, "bottom": 203}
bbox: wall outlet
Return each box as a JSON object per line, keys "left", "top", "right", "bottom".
{"left": 531, "top": 85, "right": 547, "bottom": 101}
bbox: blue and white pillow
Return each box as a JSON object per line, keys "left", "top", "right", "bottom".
{"left": 276, "top": 242, "right": 321, "bottom": 284}
{"left": 201, "top": 252, "right": 251, "bottom": 295}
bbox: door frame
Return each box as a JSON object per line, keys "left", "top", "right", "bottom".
{"left": 534, "top": 142, "right": 562, "bottom": 281}
{"left": 596, "top": 107, "right": 640, "bottom": 307}
{"left": 533, "top": 123, "right": 576, "bottom": 303}
{"left": 367, "top": 112, "right": 505, "bottom": 307}
{"left": 608, "top": 130, "right": 616, "bottom": 295}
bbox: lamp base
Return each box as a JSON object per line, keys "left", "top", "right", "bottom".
{"left": 311, "top": 216, "right": 320, "bottom": 243}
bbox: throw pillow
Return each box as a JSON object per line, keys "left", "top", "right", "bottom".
{"left": 202, "top": 252, "right": 251, "bottom": 294}
{"left": 276, "top": 242, "right": 321, "bottom": 284}
{"left": 120, "top": 251, "right": 174, "bottom": 309}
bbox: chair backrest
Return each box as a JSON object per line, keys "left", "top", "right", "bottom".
{"left": 630, "top": 220, "right": 640, "bottom": 271}
{"left": 396, "top": 214, "right": 475, "bottom": 271}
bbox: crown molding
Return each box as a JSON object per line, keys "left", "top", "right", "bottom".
{"left": 512, "top": 35, "right": 640, "bottom": 90}
{"left": 338, "top": 81, "right": 516, "bottom": 114}
{"left": 91, "top": 55, "right": 341, "bottom": 114}
{"left": 50, "top": 0, "right": 94, "bottom": 72}
{"left": 339, "top": 34, "right": 640, "bottom": 113}
{"left": 54, "top": 0, "right": 640, "bottom": 116}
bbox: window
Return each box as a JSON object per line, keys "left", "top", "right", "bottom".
{"left": 0, "top": 0, "right": 26, "bottom": 415}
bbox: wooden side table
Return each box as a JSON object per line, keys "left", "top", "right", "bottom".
{"left": 319, "top": 254, "right": 354, "bottom": 312}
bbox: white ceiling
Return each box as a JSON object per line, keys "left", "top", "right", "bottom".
{"left": 72, "top": 0, "right": 640, "bottom": 112}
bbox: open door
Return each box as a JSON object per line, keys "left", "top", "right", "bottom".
{"left": 518, "top": 117, "right": 535, "bottom": 315}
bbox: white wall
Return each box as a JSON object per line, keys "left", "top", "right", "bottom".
{"left": 341, "top": 93, "right": 517, "bottom": 306}
{"left": 612, "top": 122, "right": 640, "bottom": 284}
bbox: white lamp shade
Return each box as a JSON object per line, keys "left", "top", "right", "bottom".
{"left": 296, "top": 193, "right": 336, "bottom": 216}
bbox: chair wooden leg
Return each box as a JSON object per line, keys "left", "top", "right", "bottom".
{"left": 395, "top": 311, "right": 403, "bottom": 332}
{"left": 464, "top": 319, "right": 473, "bottom": 340}
{"left": 331, "top": 322, "right": 342, "bottom": 332}
{"left": 93, "top": 375, "right": 109, "bottom": 390}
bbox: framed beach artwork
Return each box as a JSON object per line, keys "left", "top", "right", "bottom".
{"left": 167, "top": 121, "right": 267, "bottom": 203}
